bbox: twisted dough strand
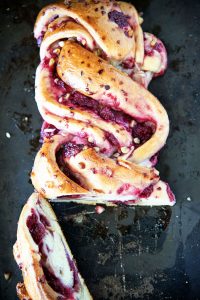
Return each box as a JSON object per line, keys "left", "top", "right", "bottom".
{"left": 32, "top": 0, "right": 175, "bottom": 206}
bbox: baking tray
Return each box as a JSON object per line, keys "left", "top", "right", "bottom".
{"left": 0, "top": 0, "right": 200, "bottom": 299}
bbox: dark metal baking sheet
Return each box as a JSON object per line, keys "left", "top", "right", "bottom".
{"left": 0, "top": 0, "right": 200, "bottom": 299}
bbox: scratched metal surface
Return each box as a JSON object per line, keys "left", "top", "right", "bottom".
{"left": 0, "top": 0, "right": 200, "bottom": 299}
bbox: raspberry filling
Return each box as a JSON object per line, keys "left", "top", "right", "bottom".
{"left": 43, "top": 57, "right": 156, "bottom": 151}
{"left": 56, "top": 145, "right": 82, "bottom": 185}
{"left": 108, "top": 10, "right": 129, "bottom": 28}
{"left": 62, "top": 142, "right": 84, "bottom": 158}
{"left": 132, "top": 122, "right": 155, "bottom": 147}
{"left": 108, "top": 10, "right": 133, "bottom": 37}
{"left": 139, "top": 185, "right": 154, "bottom": 198}
{"left": 62, "top": 90, "right": 132, "bottom": 131}
{"left": 144, "top": 36, "right": 164, "bottom": 56}
{"left": 40, "top": 122, "right": 59, "bottom": 141}
{"left": 26, "top": 209, "right": 79, "bottom": 298}
{"left": 143, "top": 33, "right": 167, "bottom": 77}
{"left": 26, "top": 209, "right": 47, "bottom": 246}
{"left": 43, "top": 57, "right": 133, "bottom": 130}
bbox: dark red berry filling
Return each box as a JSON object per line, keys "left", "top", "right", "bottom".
{"left": 105, "top": 132, "right": 120, "bottom": 147}
{"left": 132, "top": 122, "right": 155, "bottom": 147}
{"left": 122, "top": 57, "right": 135, "bottom": 69}
{"left": 65, "top": 91, "right": 132, "bottom": 130}
{"left": 108, "top": 10, "right": 129, "bottom": 28}
{"left": 117, "top": 183, "right": 131, "bottom": 194}
{"left": 139, "top": 185, "right": 153, "bottom": 198}
{"left": 63, "top": 142, "right": 84, "bottom": 158}
{"left": 26, "top": 209, "right": 79, "bottom": 298}
{"left": 26, "top": 209, "right": 46, "bottom": 246}
{"left": 56, "top": 146, "right": 82, "bottom": 185}
{"left": 40, "top": 122, "right": 59, "bottom": 141}
{"left": 42, "top": 57, "right": 156, "bottom": 151}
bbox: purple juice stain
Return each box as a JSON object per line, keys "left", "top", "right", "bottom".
{"left": 150, "top": 153, "right": 158, "bottom": 166}
{"left": 108, "top": 10, "right": 129, "bottom": 28}
{"left": 65, "top": 252, "right": 79, "bottom": 291}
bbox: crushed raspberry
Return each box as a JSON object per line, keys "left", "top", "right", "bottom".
{"left": 63, "top": 142, "right": 84, "bottom": 158}
{"left": 40, "top": 122, "right": 59, "bottom": 141}
{"left": 99, "top": 106, "right": 115, "bottom": 121}
{"left": 154, "top": 42, "right": 163, "bottom": 53}
{"left": 122, "top": 57, "right": 135, "bottom": 69}
{"left": 26, "top": 209, "right": 79, "bottom": 297}
{"left": 26, "top": 209, "right": 46, "bottom": 245}
{"left": 132, "top": 123, "right": 154, "bottom": 145}
{"left": 67, "top": 91, "right": 131, "bottom": 129}
{"left": 117, "top": 183, "right": 131, "bottom": 194}
{"left": 42, "top": 266, "right": 73, "bottom": 297}
{"left": 105, "top": 132, "right": 120, "bottom": 147}
{"left": 108, "top": 10, "right": 129, "bottom": 28}
{"left": 69, "top": 92, "right": 99, "bottom": 111}
{"left": 139, "top": 185, "right": 153, "bottom": 198}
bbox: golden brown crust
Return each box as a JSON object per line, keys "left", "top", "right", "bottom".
{"left": 16, "top": 283, "right": 32, "bottom": 300}
{"left": 118, "top": 1, "right": 144, "bottom": 63}
{"left": 31, "top": 136, "right": 88, "bottom": 199}
{"left": 31, "top": 134, "right": 161, "bottom": 199}
{"left": 65, "top": 148, "right": 159, "bottom": 193}
{"left": 34, "top": 1, "right": 139, "bottom": 60}
{"left": 35, "top": 64, "right": 132, "bottom": 148}
{"left": 31, "top": 0, "right": 174, "bottom": 205}
{"left": 57, "top": 41, "right": 169, "bottom": 162}
{"left": 40, "top": 18, "right": 95, "bottom": 59}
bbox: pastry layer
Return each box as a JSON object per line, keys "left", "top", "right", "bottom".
{"left": 31, "top": 0, "right": 174, "bottom": 206}
{"left": 13, "top": 193, "right": 92, "bottom": 300}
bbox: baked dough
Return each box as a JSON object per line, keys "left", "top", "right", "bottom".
{"left": 13, "top": 193, "right": 92, "bottom": 300}
{"left": 31, "top": 0, "right": 174, "bottom": 206}
{"left": 31, "top": 135, "right": 175, "bottom": 206}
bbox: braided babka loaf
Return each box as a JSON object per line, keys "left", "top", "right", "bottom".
{"left": 13, "top": 2, "right": 175, "bottom": 299}
{"left": 31, "top": 0, "right": 175, "bottom": 206}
